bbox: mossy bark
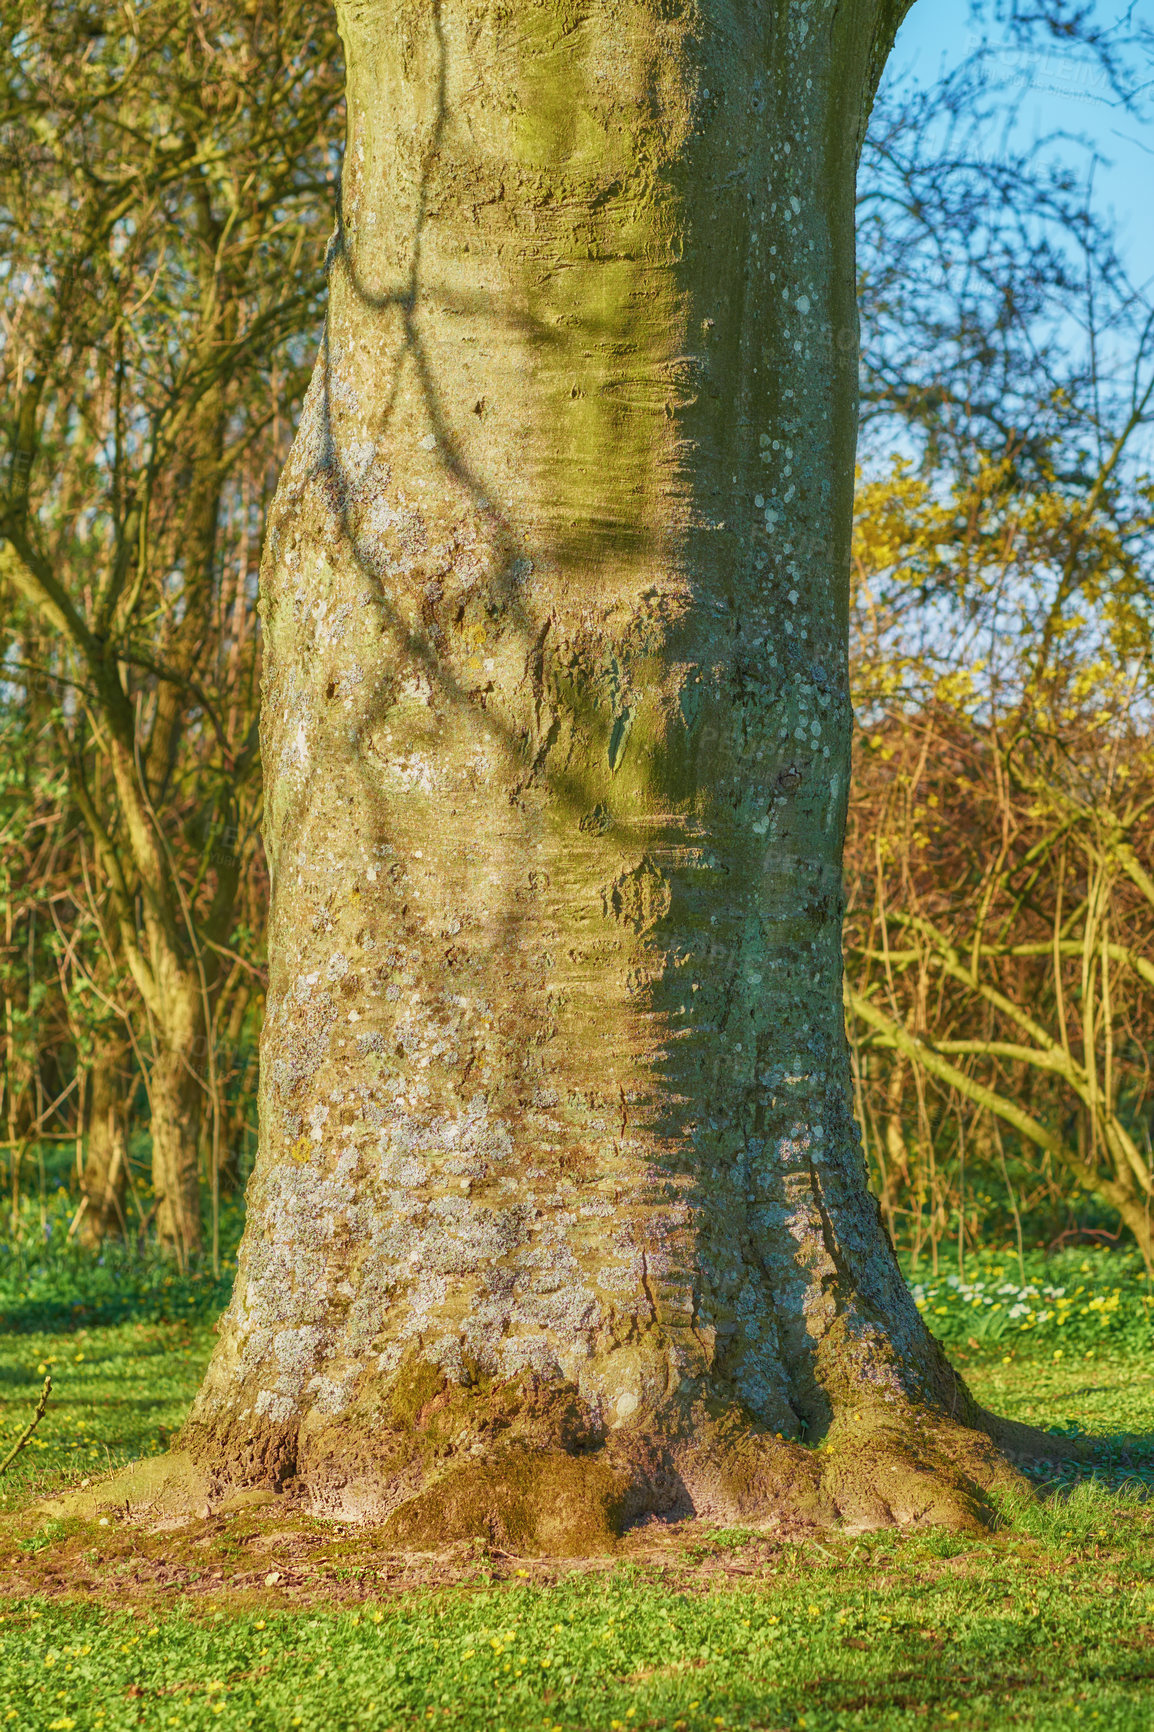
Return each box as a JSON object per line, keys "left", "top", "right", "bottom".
{"left": 184, "top": 0, "right": 1039, "bottom": 1544}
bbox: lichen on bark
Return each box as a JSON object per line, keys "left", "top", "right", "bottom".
{"left": 181, "top": 0, "right": 1048, "bottom": 1546}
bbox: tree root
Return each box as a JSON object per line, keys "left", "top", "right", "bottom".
{"left": 39, "top": 1380, "right": 1095, "bottom": 1557}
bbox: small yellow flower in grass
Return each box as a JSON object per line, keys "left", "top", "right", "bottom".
{"left": 515, "top": 1568, "right": 530, "bottom": 1578}
{"left": 372, "top": 1611, "right": 384, "bottom": 1625}
{"left": 255, "top": 1620, "right": 266, "bottom": 1630}
{"left": 807, "top": 1604, "right": 821, "bottom": 1617}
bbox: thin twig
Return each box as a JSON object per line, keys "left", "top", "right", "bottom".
{"left": 0, "top": 1376, "right": 52, "bottom": 1478}
{"left": 65, "top": 1194, "right": 90, "bottom": 1243}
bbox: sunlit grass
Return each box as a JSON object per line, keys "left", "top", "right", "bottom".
{"left": 0, "top": 1320, "right": 214, "bottom": 1505}
{"left": 1, "top": 1233, "right": 1152, "bottom": 1728}
{"left": 903, "top": 1245, "right": 1154, "bottom": 1357}
{"left": 3, "top": 1530, "right": 1154, "bottom": 1730}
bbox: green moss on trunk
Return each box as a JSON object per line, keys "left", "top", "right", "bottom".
{"left": 175, "top": 0, "right": 1048, "bottom": 1543}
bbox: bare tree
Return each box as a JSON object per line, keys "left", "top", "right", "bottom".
{"left": 0, "top": 0, "right": 341, "bottom": 1257}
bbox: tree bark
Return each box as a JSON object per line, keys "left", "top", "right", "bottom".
{"left": 186, "top": 0, "right": 1044, "bottom": 1545}
{"left": 96, "top": 734, "right": 209, "bottom": 1262}
{"left": 78, "top": 1038, "right": 132, "bottom": 1247}
{"left": 150, "top": 1032, "right": 205, "bottom": 1264}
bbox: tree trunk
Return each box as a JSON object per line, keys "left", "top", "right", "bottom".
{"left": 78, "top": 1039, "right": 133, "bottom": 1247}
{"left": 146, "top": 980, "right": 205, "bottom": 1263}
{"left": 1100, "top": 1182, "right": 1153, "bottom": 1276}
{"left": 150, "top": 1038, "right": 204, "bottom": 1263}
{"left": 93, "top": 730, "right": 211, "bottom": 1262}
{"left": 882, "top": 1054, "right": 912, "bottom": 1228}
{"left": 186, "top": 0, "right": 1044, "bottom": 1545}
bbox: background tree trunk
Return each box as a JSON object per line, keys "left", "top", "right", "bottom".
{"left": 186, "top": 0, "right": 1037, "bottom": 1545}
{"left": 78, "top": 1038, "right": 133, "bottom": 1246}
{"left": 149, "top": 1005, "right": 205, "bottom": 1264}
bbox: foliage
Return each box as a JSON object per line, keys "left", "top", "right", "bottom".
{"left": 0, "top": 1185, "right": 239, "bottom": 1335}
{"left": 0, "top": 0, "right": 342, "bottom": 1254}
{"left": 906, "top": 1245, "right": 1154, "bottom": 1354}
{"left": 845, "top": 672, "right": 1154, "bottom": 1267}
{"left": 846, "top": 34, "right": 1154, "bottom": 1267}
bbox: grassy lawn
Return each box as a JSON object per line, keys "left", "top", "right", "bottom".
{"left": 0, "top": 1241, "right": 1152, "bottom": 1730}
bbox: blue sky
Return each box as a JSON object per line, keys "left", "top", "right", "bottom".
{"left": 887, "top": 1, "right": 1154, "bottom": 292}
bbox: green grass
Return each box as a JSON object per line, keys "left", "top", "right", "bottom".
{"left": 1, "top": 1237, "right": 1152, "bottom": 1730}
{"left": 3, "top": 1514, "right": 1154, "bottom": 1731}
{"left": 904, "top": 1246, "right": 1154, "bottom": 1358}
{"left": 0, "top": 1319, "right": 214, "bottom": 1504}
{"left": 963, "top": 1347, "right": 1154, "bottom": 1438}
{"left": 0, "top": 1187, "right": 239, "bottom": 1337}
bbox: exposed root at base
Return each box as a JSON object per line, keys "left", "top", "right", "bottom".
{"left": 39, "top": 1399, "right": 1091, "bottom": 1556}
